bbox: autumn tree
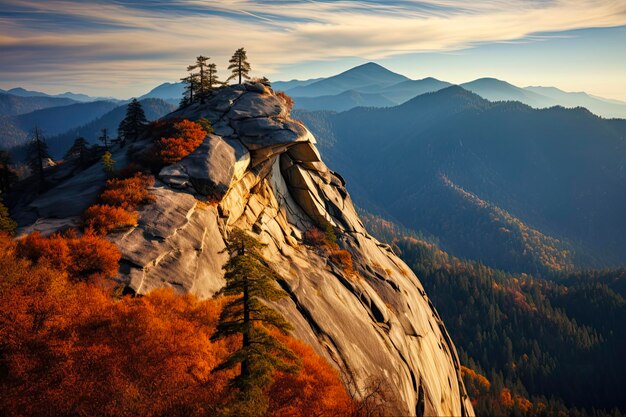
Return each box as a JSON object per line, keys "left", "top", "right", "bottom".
{"left": 26, "top": 126, "right": 50, "bottom": 188}
{"left": 64, "top": 136, "right": 91, "bottom": 165}
{"left": 102, "top": 151, "right": 115, "bottom": 175}
{"left": 118, "top": 98, "right": 148, "bottom": 146}
{"left": 211, "top": 228, "right": 298, "bottom": 416}
{"left": 227, "top": 48, "right": 251, "bottom": 84}
{"left": 0, "top": 199, "right": 16, "bottom": 234}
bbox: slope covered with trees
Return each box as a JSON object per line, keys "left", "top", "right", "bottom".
{"left": 296, "top": 86, "right": 626, "bottom": 272}
{"left": 360, "top": 211, "right": 626, "bottom": 416}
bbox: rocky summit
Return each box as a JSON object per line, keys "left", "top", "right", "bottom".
{"left": 18, "top": 82, "right": 474, "bottom": 416}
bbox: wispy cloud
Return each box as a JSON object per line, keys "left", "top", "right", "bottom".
{"left": 1, "top": 0, "right": 625, "bottom": 96}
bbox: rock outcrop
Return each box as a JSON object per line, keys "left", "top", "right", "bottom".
{"left": 17, "top": 83, "right": 474, "bottom": 416}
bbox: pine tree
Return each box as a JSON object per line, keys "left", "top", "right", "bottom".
{"left": 207, "top": 63, "right": 221, "bottom": 90}
{"left": 26, "top": 127, "right": 51, "bottom": 187}
{"left": 227, "top": 48, "right": 251, "bottom": 85}
{"left": 180, "top": 72, "right": 199, "bottom": 107}
{"left": 211, "top": 228, "right": 298, "bottom": 416}
{"left": 187, "top": 55, "right": 211, "bottom": 102}
{"left": 64, "top": 136, "right": 90, "bottom": 165}
{"left": 0, "top": 151, "right": 17, "bottom": 193}
{"left": 99, "top": 128, "right": 111, "bottom": 151}
{"left": 118, "top": 99, "right": 147, "bottom": 146}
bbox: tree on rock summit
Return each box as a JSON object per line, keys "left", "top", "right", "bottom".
{"left": 26, "top": 127, "right": 51, "bottom": 189}
{"left": 227, "top": 48, "right": 251, "bottom": 85}
{"left": 118, "top": 98, "right": 147, "bottom": 146}
{"left": 211, "top": 228, "right": 298, "bottom": 417}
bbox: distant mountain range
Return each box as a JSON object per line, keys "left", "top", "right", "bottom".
{"left": 0, "top": 87, "right": 118, "bottom": 103}
{"left": 295, "top": 86, "right": 626, "bottom": 273}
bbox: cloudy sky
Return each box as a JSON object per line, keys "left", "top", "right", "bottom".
{"left": 1, "top": 0, "right": 625, "bottom": 100}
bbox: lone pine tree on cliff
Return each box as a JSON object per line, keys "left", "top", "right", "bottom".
{"left": 118, "top": 98, "right": 147, "bottom": 146}
{"left": 26, "top": 126, "right": 51, "bottom": 189}
{"left": 211, "top": 228, "right": 298, "bottom": 416}
{"left": 227, "top": 48, "right": 251, "bottom": 84}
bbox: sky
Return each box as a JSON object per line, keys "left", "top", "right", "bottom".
{"left": 1, "top": 0, "right": 625, "bottom": 100}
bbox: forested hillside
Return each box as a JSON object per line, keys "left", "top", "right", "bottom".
{"left": 360, "top": 211, "right": 626, "bottom": 416}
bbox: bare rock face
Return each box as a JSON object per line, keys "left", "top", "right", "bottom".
{"left": 20, "top": 84, "right": 474, "bottom": 416}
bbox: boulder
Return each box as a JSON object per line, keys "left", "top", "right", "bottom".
{"left": 227, "top": 92, "right": 285, "bottom": 120}
{"left": 174, "top": 134, "right": 250, "bottom": 199}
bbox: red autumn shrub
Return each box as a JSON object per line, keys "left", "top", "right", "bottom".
{"left": 15, "top": 229, "right": 120, "bottom": 282}
{"left": 159, "top": 119, "right": 206, "bottom": 164}
{"left": 303, "top": 227, "right": 326, "bottom": 246}
{"left": 83, "top": 204, "right": 138, "bottom": 234}
{"left": 329, "top": 248, "right": 353, "bottom": 274}
{"left": 99, "top": 173, "right": 155, "bottom": 210}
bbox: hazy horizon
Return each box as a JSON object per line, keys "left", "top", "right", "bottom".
{"left": 1, "top": 1, "right": 625, "bottom": 100}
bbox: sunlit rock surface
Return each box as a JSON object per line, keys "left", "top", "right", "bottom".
{"left": 19, "top": 84, "right": 474, "bottom": 417}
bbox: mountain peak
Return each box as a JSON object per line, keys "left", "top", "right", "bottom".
{"left": 16, "top": 82, "right": 473, "bottom": 417}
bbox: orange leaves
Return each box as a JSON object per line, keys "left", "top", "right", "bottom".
{"left": 83, "top": 172, "right": 154, "bottom": 234}
{"left": 99, "top": 173, "right": 155, "bottom": 210}
{"left": 269, "top": 336, "right": 354, "bottom": 417}
{"left": 159, "top": 119, "right": 206, "bottom": 164}
{"left": 329, "top": 249, "right": 353, "bottom": 274}
{"left": 303, "top": 227, "right": 326, "bottom": 246}
{"left": 84, "top": 204, "right": 139, "bottom": 234}
{"left": 15, "top": 229, "right": 121, "bottom": 282}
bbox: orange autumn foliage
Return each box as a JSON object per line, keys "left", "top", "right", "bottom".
{"left": 329, "top": 248, "right": 354, "bottom": 274}
{"left": 159, "top": 119, "right": 206, "bottom": 164}
{"left": 16, "top": 229, "right": 120, "bottom": 282}
{"left": 269, "top": 335, "right": 355, "bottom": 417}
{"left": 0, "top": 232, "right": 358, "bottom": 417}
{"left": 276, "top": 91, "right": 295, "bottom": 112}
{"left": 99, "top": 173, "right": 155, "bottom": 210}
{"left": 83, "top": 204, "right": 138, "bottom": 234}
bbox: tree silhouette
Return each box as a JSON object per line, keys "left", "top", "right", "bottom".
{"left": 187, "top": 55, "right": 211, "bottom": 102}
{"left": 64, "top": 136, "right": 91, "bottom": 166}
{"left": 211, "top": 228, "right": 297, "bottom": 416}
{"left": 118, "top": 98, "right": 147, "bottom": 146}
{"left": 26, "top": 127, "right": 51, "bottom": 188}
{"left": 180, "top": 72, "right": 199, "bottom": 107}
{"left": 0, "top": 151, "right": 18, "bottom": 193}
{"left": 99, "top": 128, "right": 111, "bottom": 151}
{"left": 227, "top": 48, "right": 251, "bottom": 84}
{"left": 207, "top": 62, "right": 221, "bottom": 90}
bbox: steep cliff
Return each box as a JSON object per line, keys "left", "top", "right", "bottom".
{"left": 18, "top": 83, "right": 473, "bottom": 417}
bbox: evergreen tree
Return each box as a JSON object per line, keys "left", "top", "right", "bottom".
{"left": 64, "top": 136, "right": 90, "bottom": 165}
{"left": 0, "top": 151, "right": 17, "bottom": 193}
{"left": 187, "top": 55, "right": 210, "bottom": 102}
{"left": 26, "top": 127, "right": 51, "bottom": 187}
{"left": 227, "top": 48, "right": 251, "bottom": 85}
{"left": 211, "top": 228, "right": 297, "bottom": 416}
{"left": 207, "top": 63, "right": 221, "bottom": 90}
{"left": 118, "top": 99, "right": 147, "bottom": 146}
{"left": 99, "top": 128, "right": 111, "bottom": 151}
{"left": 180, "top": 72, "right": 199, "bottom": 107}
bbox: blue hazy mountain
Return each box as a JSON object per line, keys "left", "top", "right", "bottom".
{"left": 295, "top": 86, "right": 626, "bottom": 272}
{"left": 285, "top": 62, "right": 410, "bottom": 97}
{"left": 139, "top": 82, "right": 185, "bottom": 102}
{"left": 4, "top": 87, "right": 117, "bottom": 103}
{"left": 0, "top": 93, "right": 77, "bottom": 117}
{"left": 293, "top": 89, "right": 396, "bottom": 111}
{"left": 0, "top": 100, "right": 119, "bottom": 149}
{"left": 272, "top": 77, "right": 323, "bottom": 91}
{"left": 358, "top": 77, "right": 453, "bottom": 103}
{"left": 525, "top": 86, "right": 626, "bottom": 119}
{"left": 460, "top": 78, "right": 553, "bottom": 108}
